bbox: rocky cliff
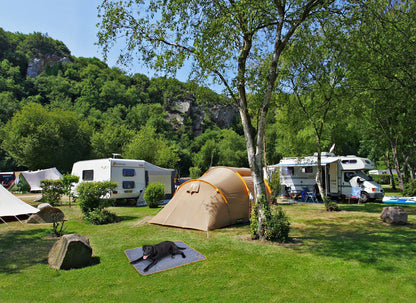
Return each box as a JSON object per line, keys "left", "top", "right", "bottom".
{"left": 27, "top": 54, "right": 70, "bottom": 78}
{"left": 167, "top": 96, "right": 238, "bottom": 136}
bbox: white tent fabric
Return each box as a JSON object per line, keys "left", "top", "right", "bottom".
{"left": 0, "top": 185, "right": 39, "bottom": 222}
{"left": 21, "top": 167, "right": 62, "bottom": 192}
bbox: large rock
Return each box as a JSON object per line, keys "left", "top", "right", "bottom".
{"left": 48, "top": 234, "right": 93, "bottom": 270}
{"left": 27, "top": 203, "right": 64, "bottom": 223}
{"left": 381, "top": 206, "right": 408, "bottom": 225}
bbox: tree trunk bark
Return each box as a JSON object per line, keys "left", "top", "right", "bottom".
{"left": 392, "top": 146, "right": 404, "bottom": 190}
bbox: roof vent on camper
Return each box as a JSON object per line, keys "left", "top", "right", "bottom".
{"left": 112, "top": 153, "right": 121, "bottom": 159}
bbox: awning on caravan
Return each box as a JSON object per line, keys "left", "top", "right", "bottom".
{"left": 270, "top": 158, "right": 338, "bottom": 167}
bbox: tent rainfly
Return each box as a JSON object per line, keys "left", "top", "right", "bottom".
{"left": 10, "top": 167, "right": 62, "bottom": 192}
{"left": 0, "top": 185, "right": 39, "bottom": 224}
{"left": 149, "top": 166, "right": 256, "bottom": 231}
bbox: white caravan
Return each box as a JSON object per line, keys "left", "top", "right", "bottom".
{"left": 268, "top": 152, "right": 384, "bottom": 202}
{"left": 71, "top": 158, "right": 175, "bottom": 203}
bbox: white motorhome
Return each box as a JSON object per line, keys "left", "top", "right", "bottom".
{"left": 268, "top": 152, "right": 384, "bottom": 202}
{"left": 71, "top": 158, "right": 175, "bottom": 203}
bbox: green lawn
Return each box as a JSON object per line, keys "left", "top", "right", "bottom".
{"left": 1, "top": 200, "right": 416, "bottom": 302}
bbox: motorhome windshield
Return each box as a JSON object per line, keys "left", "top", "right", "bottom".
{"left": 345, "top": 171, "right": 372, "bottom": 182}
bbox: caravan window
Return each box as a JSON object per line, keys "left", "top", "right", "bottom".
{"left": 123, "top": 168, "right": 136, "bottom": 177}
{"left": 123, "top": 181, "right": 135, "bottom": 189}
{"left": 82, "top": 170, "right": 94, "bottom": 181}
{"left": 301, "top": 167, "right": 313, "bottom": 174}
{"left": 282, "top": 167, "right": 294, "bottom": 176}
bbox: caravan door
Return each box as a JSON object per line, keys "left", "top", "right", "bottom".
{"left": 328, "top": 161, "right": 339, "bottom": 195}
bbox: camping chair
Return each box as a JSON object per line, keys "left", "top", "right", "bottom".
{"left": 306, "top": 191, "right": 319, "bottom": 203}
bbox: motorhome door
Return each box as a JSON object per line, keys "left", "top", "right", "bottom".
{"left": 329, "top": 161, "right": 339, "bottom": 194}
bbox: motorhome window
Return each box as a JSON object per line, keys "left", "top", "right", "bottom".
{"left": 344, "top": 172, "right": 356, "bottom": 182}
{"left": 301, "top": 167, "right": 313, "bottom": 174}
{"left": 82, "top": 170, "right": 94, "bottom": 181}
{"left": 282, "top": 167, "right": 294, "bottom": 176}
{"left": 122, "top": 168, "right": 136, "bottom": 177}
{"left": 123, "top": 181, "right": 135, "bottom": 189}
{"left": 342, "top": 159, "right": 357, "bottom": 164}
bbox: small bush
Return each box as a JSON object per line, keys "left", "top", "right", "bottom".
{"left": 264, "top": 207, "right": 291, "bottom": 243}
{"left": 77, "top": 181, "right": 117, "bottom": 214}
{"left": 61, "top": 174, "right": 79, "bottom": 204}
{"left": 144, "top": 182, "right": 165, "bottom": 208}
{"left": 189, "top": 167, "right": 202, "bottom": 179}
{"left": 76, "top": 181, "right": 118, "bottom": 225}
{"left": 250, "top": 195, "right": 291, "bottom": 243}
{"left": 268, "top": 171, "right": 281, "bottom": 204}
{"left": 403, "top": 180, "right": 416, "bottom": 196}
{"left": 83, "top": 209, "right": 119, "bottom": 225}
{"left": 41, "top": 179, "right": 64, "bottom": 206}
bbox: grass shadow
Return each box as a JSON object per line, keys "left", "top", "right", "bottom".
{"left": 0, "top": 228, "right": 56, "bottom": 274}
{"left": 339, "top": 202, "right": 416, "bottom": 215}
{"left": 291, "top": 218, "right": 416, "bottom": 269}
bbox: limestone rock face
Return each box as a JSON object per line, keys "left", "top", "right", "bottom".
{"left": 27, "top": 55, "right": 70, "bottom": 77}
{"left": 381, "top": 206, "right": 408, "bottom": 225}
{"left": 27, "top": 203, "right": 64, "bottom": 223}
{"left": 48, "top": 234, "right": 93, "bottom": 270}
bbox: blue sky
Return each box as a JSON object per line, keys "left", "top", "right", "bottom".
{"left": 0, "top": 0, "right": 224, "bottom": 92}
{"left": 0, "top": 0, "right": 189, "bottom": 81}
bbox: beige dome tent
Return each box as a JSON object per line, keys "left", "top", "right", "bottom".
{"left": 149, "top": 167, "right": 256, "bottom": 231}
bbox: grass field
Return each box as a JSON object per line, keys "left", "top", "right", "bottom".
{"left": 1, "top": 196, "right": 416, "bottom": 302}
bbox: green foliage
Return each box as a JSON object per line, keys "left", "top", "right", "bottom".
{"left": 123, "top": 125, "right": 179, "bottom": 168}
{"left": 83, "top": 209, "right": 119, "bottom": 225}
{"left": 189, "top": 167, "right": 202, "bottom": 179}
{"left": 325, "top": 198, "right": 340, "bottom": 212}
{"left": 76, "top": 181, "right": 118, "bottom": 224}
{"left": 1, "top": 103, "right": 92, "bottom": 172}
{"left": 51, "top": 213, "right": 67, "bottom": 237}
{"left": 264, "top": 207, "right": 291, "bottom": 243}
{"left": 61, "top": 174, "right": 79, "bottom": 203}
{"left": 40, "top": 179, "right": 64, "bottom": 206}
{"left": 143, "top": 182, "right": 165, "bottom": 208}
{"left": 268, "top": 170, "right": 281, "bottom": 204}
{"left": 403, "top": 180, "right": 416, "bottom": 197}
{"left": 250, "top": 194, "right": 291, "bottom": 243}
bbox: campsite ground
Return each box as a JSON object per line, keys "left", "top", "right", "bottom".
{"left": 1, "top": 195, "right": 416, "bottom": 302}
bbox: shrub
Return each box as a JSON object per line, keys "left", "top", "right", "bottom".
{"left": 403, "top": 180, "right": 416, "bottom": 196}
{"left": 83, "top": 209, "right": 119, "bottom": 225}
{"left": 144, "top": 182, "right": 165, "bottom": 208}
{"left": 77, "top": 181, "right": 117, "bottom": 214}
{"left": 264, "top": 207, "right": 291, "bottom": 243}
{"left": 189, "top": 167, "right": 202, "bottom": 179}
{"left": 250, "top": 195, "right": 291, "bottom": 243}
{"left": 76, "top": 181, "right": 118, "bottom": 225}
{"left": 41, "top": 179, "right": 64, "bottom": 206}
{"left": 61, "top": 174, "right": 79, "bottom": 204}
{"left": 268, "top": 171, "right": 281, "bottom": 204}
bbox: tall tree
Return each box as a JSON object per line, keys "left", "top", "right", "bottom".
{"left": 1, "top": 103, "right": 92, "bottom": 172}
{"left": 278, "top": 15, "right": 346, "bottom": 209}
{"left": 343, "top": 0, "right": 416, "bottom": 189}
{"left": 98, "top": 0, "right": 336, "bottom": 239}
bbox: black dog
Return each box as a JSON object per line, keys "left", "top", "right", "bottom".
{"left": 130, "top": 241, "right": 186, "bottom": 272}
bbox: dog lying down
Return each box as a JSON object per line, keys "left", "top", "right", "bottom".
{"left": 130, "top": 241, "right": 186, "bottom": 272}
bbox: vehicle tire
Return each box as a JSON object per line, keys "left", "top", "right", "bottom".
{"left": 360, "top": 191, "right": 369, "bottom": 203}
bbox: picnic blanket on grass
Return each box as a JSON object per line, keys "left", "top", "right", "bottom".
{"left": 125, "top": 241, "right": 206, "bottom": 275}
